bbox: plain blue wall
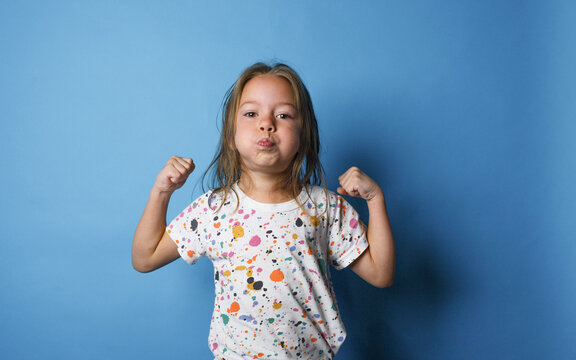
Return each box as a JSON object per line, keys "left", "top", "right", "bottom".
{"left": 1, "top": 1, "right": 575, "bottom": 359}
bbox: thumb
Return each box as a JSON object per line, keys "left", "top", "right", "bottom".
{"left": 337, "top": 187, "right": 348, "bottom": 196}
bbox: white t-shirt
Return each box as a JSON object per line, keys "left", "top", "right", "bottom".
{"left": 167, "top": 184, "right": 368, "bottom": 359}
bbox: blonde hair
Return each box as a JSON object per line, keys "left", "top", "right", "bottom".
{"left": 203, "top": 62, "right": 326, "bottom": 206}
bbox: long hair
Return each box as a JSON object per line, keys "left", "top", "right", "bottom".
{"left": 203, "top": 62, "right": 326, "bottom": 207}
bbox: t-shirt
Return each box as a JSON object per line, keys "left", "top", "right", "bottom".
{"left": 167, "top": 184, "right": 368, "bottom": 360}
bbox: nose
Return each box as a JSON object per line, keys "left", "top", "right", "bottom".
{"left": 259, "top": 114, "right": 276, "bottom": 132}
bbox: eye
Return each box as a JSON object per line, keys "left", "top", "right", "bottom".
{"left": 277, "top": 113, "right": 292, "bottom": 119}
{"left": 244, "top": 112, "right": 257, "bottom": 118}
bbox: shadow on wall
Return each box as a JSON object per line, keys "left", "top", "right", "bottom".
{"left": 332, "top": 223, "right": 452, "bottom": 360}
{"left": 325, "top": 105, "right": 456, "bottom": 359}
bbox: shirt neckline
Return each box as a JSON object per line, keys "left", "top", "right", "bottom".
{"left": 232, "top": 183, "right": 309, "bottom": 212}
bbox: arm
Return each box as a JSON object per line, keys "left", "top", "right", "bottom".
{"left": 132, "top": 156, "right": 195, "bottom": 273}
{"left": 337, "top": 167, "right": 395, "bottom": 288}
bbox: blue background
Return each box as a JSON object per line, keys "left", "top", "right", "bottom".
{"left": 1, "top": 1, "right": 575, "bottom": 359}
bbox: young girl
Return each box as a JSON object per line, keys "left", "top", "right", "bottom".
{"left": 132, "top": 63, "right": 395, "bottom": 359}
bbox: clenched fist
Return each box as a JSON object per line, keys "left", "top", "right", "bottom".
{"left": 153, "top": 156, "right": 195, "bottom": 194}
{"left": 337, "top": 166, "right": 384, "bottom": 202}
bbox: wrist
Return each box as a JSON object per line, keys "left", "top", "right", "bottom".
{"left": 366, "top": 189, "right": 385, "bottom": 206}
{"left": 150, "top": 187, "right": 174, "bottom": 201}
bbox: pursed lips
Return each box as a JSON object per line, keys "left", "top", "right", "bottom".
{"left": 257, "top": 138, "right": 275, "bottom": 148}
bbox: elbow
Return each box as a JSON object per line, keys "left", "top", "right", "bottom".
{"left": 372, "top": 272, "right": 394, "bottom": 288}
{"left": 132, "top": 246, "right": 160, "bottom": 273}
{"left": 374, "top": 277, "right": 394, "bottom": 288}
{"left": 132, "top": 258, "right": 154, "bottom": 273}
{"left": 133, "top": 265, "right": 150, "bottom": 273}
{"left": 132, "top": 262, "right": 149, "bottom": 273}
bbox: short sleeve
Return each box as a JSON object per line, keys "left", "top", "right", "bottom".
{"left": 327, "top": 193, "right": 369, "bottom": 270}
{"left": 166, "top": 194, "right": 214, "bottom": 265}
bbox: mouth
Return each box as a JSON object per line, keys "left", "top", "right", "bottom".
{"left": 257, "top": 138, "right": 275, "bottom": 148}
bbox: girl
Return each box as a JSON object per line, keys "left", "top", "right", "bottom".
{"left": 132, "top": 63, "right": 395, "bottom": 359}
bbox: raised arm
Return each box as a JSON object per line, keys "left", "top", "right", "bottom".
{"left": 337, "top": 167, "right": 395, "bottom": 288}
{"left": 132, "top": 156, "right": 195, "bottom": 273}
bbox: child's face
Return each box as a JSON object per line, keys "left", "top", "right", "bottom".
{"left": 234, "top": 75, "right": 301, "bottom": 176}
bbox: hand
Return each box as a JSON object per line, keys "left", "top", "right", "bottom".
{"left": 337, "top": 166, "right": 383, "bottom": 202}
{"left": 153, "top": 156, "right": 195, "bottom": 194}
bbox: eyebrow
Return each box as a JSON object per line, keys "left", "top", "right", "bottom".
{"left": 239, "top": 101, "right": 297, "bottom": 109}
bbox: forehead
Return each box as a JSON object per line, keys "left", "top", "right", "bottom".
{"left": 239, "top": 75, "right": 296, "bottom": 105}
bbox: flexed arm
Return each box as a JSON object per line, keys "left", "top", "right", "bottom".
{"left": 338, "top": 167, "right": 395, "bottom": 288}
{"left": 132, "top": 156, "right": 195, "bottom": 273}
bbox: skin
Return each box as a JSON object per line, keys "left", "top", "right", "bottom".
{"left": 233, "top": 75, "right": 301, "bottom": 203}
{"left": 338, "top": 167, "right": 395, "bottom": 287}
{"left": 132, "top": 76, "right": 395, "bottom": 288}
{"left": 131, "top": 155, "right": 192, "bottom": 273}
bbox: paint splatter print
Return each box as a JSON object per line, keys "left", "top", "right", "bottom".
{"left": 167, "top": 184, "right": 368, "bottom": 359}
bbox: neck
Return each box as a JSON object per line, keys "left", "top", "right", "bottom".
{"left": 238, "top": 172, "right": 293, "bottom": 203}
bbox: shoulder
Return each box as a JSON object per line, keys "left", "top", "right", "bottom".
{"left": 199, "top": 187, "right": 241, "bottom": 214}
{"left": 306, "top": 186, "right": 363, "bottom": 223}
{"left": 177, "top": 188, "right": 234, "bottom": 217}
{"left": 303, "top": 185, "right": 345, "bottom": 205}
{"left": 301, "top": 185, "right": 350, "bottom": 217}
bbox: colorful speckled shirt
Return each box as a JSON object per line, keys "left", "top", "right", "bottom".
{"left": 167, "top": 184, "right": 368, "bottom": 359}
